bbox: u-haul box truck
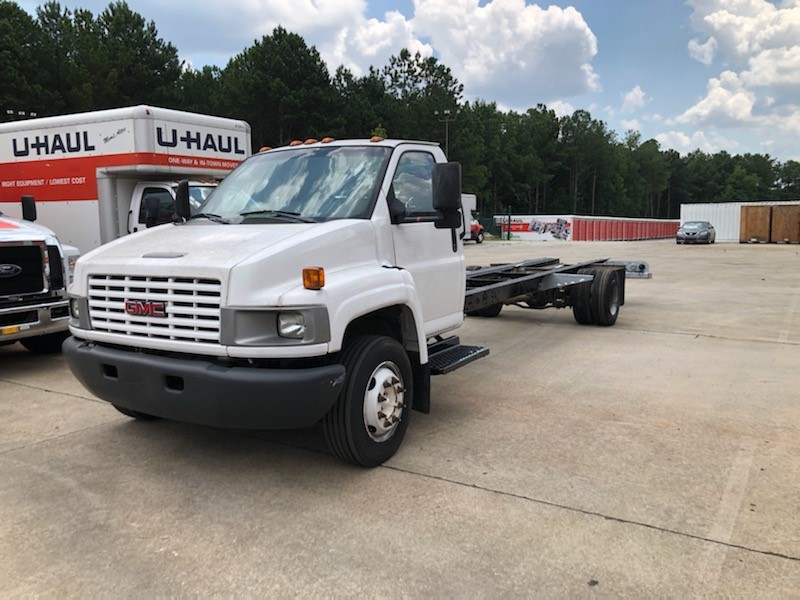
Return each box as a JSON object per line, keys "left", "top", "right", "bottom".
{"left": 0, "top": 106, "right": 251, "bottom": 252}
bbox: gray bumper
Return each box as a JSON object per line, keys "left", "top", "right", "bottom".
{"left": 64, "top": 337, "right": 346, "bottom": 429}
{"left": 0, "top": 299, "right": 69, "bottom": 343}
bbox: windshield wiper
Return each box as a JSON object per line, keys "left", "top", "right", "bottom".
{"left": 189, "top": 212, "right": 229, "bottom": 224}
{"left": 238, "top": 209, "right": 317, "bottom": 223}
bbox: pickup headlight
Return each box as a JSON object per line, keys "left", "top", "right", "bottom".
{"left": 69, "top": 296, "right": 90, "bottom": 329}
{"left": 220, "top": 307, "right": 330, "bottom": 346}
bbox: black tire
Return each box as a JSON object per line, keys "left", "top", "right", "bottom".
{"left": 323, "top": 335, "right": 413, "bottom": 467}
{"left": 572, "top": 268, "right": 595, "bottom": 325}
{"left": 20, "top": 331, "right": 69, "bottom": 354}
{"left": 467, "top": 303, "right": 503, "bottom": 317}
{"left": 475, "top": 231, "right": 484, "bottom": 244}
{"left": 113, "top": 405, "right": 159, "bottom": 420}
{"left": 591, "top": 269, "right": 621, "bottom": 327}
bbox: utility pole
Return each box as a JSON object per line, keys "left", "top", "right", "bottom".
{"left": 434, "top": 109, "right": 457, "bottom": 157}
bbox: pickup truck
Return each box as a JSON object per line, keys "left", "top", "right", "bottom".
{"left": 64, "top": 138, "right": 645, "bottom": 466}
{"left": 1, "top": 197, "right": 80, "bottom": 353}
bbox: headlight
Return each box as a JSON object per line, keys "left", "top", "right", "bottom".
{"left": 220, "top": 307, "right": 330, "bottom": 345}
{"left": 70, "top": 298, "right": 81, "bottom": 319}
{"left": 69, "top": 296, "right": 90, "bottom": 329}
{"left": 277, "top": 312, "right": 306, "bottom": 339}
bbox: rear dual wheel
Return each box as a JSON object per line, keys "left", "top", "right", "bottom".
{"left": 572, "top": 268, "right": 621, "bottom": 327}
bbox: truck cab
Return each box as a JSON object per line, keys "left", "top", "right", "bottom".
{"left": 127, "top": 181, "right": 217, "bottom": 233}
{"left": 1, "top": 197, "right": 79, "bottom": 353}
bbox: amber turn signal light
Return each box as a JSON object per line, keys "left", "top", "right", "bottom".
{"left": 303, "top": 267, "right": 325, "bottom": 290}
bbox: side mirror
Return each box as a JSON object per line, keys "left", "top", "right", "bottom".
{"left": 174, "top": 180, "right": 191, "bottom": 221}
{"left": 21, "top": 195, "right": 37, "bottom": 222}
{"left": 387, "top": 186, "right": 407, "bottom": 224}
{"left": 144, "top": 196, "right": 161, "bottom": 228}
{"left": 432, "top": 162, "right": 461, "bottom": 229}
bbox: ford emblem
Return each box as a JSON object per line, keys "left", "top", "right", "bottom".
{"left": 0, "top": 264, "right": 22, "bottom": 278}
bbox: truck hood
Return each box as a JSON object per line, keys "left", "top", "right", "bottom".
{"left": 72, "top": 219, "right": 382, "bottom": 305}
{"left": 0, "top": 214, "right": 60, "bottom": 245}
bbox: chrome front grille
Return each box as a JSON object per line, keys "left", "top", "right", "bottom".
{"left": 88, "top": 275, "right": 222, "bottom": 343}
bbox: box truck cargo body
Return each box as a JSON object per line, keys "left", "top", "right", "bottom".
{"left": 0, "top": 106, "right": 251, "bottom": 252}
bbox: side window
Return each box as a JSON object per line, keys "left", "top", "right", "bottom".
{"left": 392, "top": 151, "right": 435, "bottom": 216}
{"left": 138, "top": 188, "right": 175, "bottom": 227}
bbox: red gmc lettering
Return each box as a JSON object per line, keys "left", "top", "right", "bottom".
{"left": 124, "top": 300, "right": 166, "bottom": 317}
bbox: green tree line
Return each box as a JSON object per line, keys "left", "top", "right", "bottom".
{"left": 2, "top": 0, "right": 799, "bottom": 218}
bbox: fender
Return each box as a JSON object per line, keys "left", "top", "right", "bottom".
{"left": 280, "top": 263, "right": 429, "bottom": 362}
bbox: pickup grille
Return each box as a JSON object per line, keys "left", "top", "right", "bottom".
{"left": 88, "top": 275, "right": 222, "bottom": 343}
{"left": 0, "top": 244, "right": 45, "bottom": 297}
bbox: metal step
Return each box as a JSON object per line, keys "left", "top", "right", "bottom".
{"left": 429, "top": 343, "right": 489, "bottom": 375}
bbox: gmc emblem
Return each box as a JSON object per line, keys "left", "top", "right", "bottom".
{"left": 125, "top": 300, "right": 166, "bottom": 317}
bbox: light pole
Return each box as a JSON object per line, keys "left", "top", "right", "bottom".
{"left": 434, "top": 109, "right": 457, "bottom": 157}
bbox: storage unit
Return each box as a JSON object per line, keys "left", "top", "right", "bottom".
{"left": 681, "top": 201, "right": 800, "bottom": 243}
{"left": 740, "top": 205, "right": 772, "bottom": 243}
{"left": 494, "top": 214, "right": 678, "bottom": 241}
{"left": 770, "top": 205, "right": 800, "bottom": 243}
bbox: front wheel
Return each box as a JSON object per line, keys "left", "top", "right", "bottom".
{"left": 20, "top": 331, "right": 69, "bottom": 354}
{"left": 113, "top": 405, "right": 159, "bottom": 420}
{"left": 475, "top": 231, "right": 484, "bottom": 244}
{"left": 323, "top": 335, "right": 413, "bottom": 467}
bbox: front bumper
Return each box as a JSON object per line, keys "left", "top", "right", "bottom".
{"left": 677, "top": 234, "right": 710, "bottom": 244}
{"left": 0, "top": 299, "right": 70, "bottom": 343}
{"left": 64, "top": 337, "right": 346, "bottom": 429}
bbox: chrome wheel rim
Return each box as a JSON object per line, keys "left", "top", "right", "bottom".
{"left": 363, "top": 361, "right": 405, "bottom": 442}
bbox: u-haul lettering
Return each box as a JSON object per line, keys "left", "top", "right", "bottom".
{"left": 12, "top": 131, "right": 96, "bottom": 157}
{"left": 156, "top": 127, "right": 245, "bottom": 155}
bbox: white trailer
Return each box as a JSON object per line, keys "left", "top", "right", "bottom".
{"left": 0, "top": 106, "right": 251, "bottom": 252}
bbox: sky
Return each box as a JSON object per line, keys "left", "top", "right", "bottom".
{"left": 18, "top": 0, "right": 800, "bottom": 162}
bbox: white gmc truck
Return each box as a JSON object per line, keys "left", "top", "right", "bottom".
{"left": 1, "top": 197, "right": 79, "bottom": 353}
{"left": 64, "top": 138, "right": 646, "bottom": 466}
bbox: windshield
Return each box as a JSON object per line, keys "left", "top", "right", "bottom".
{"left": 682, "top": 221, "right": 707, "bottom": 230}
{"left": 197, "top": 146, "right": 391, "bottom": 223}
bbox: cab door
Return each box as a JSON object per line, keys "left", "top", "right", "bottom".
{"left": 127, "top": 183, "right": 175, "bottom": 234}
{"left": 388, "top": 148, "right": 465, "bottom": 336}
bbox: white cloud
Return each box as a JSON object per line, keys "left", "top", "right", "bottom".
{"left": 412, "top": 0, "right": 600, "bottom": 108}
{"left": 677, "top": 70, "right": 756, "bottom": 126}
{"left": 549, "top": 100, "right": 575, "bottom": 118}
{"left": 679, "top": 0, "right": 800, "bottom": 158}
{"left": 688, "top": 36, "right": 718, "bottom": 64}
{"left": 621, "top": 85, "right": 646, "bottom": 113}
{"left": 620, "top": 118, "right": 642, "bottom": 131}
{"left": 655, "top": 130, "right": 721, "bottom": 155}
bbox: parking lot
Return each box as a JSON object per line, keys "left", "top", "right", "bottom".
{"left": 1, "top": 239, "right": 799, "bottom": 596}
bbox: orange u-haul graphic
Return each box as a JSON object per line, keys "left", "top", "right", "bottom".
{"left": 0, "top": 106, "right": 251, "bottom": 252}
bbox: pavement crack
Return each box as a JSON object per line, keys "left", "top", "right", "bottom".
{"left": 626, "top": 328, "right": 800, "bottom": 346}
{"left": 0, "top": 377, "right": 104, "bottom": 404}
{"left": 0, "top": 420, "right": 118, "bottom": 457}
{"left": 383, "top": 464, "right": 800, "bottom": 564}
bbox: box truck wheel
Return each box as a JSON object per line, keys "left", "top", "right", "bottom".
{"left": 113, "top": 405, "right": 159, "bottom": 420}
{"left": 323, "top": 335, "right": 412, "bottom": 467}
{"left": 591, "top": 269, "right": 621, "bottom": 327}
{"left": 20, "top": 331, "right": 69, "bottom": 354}
{"left": 572, "top": 268, "right": 595, "bottom": 325}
